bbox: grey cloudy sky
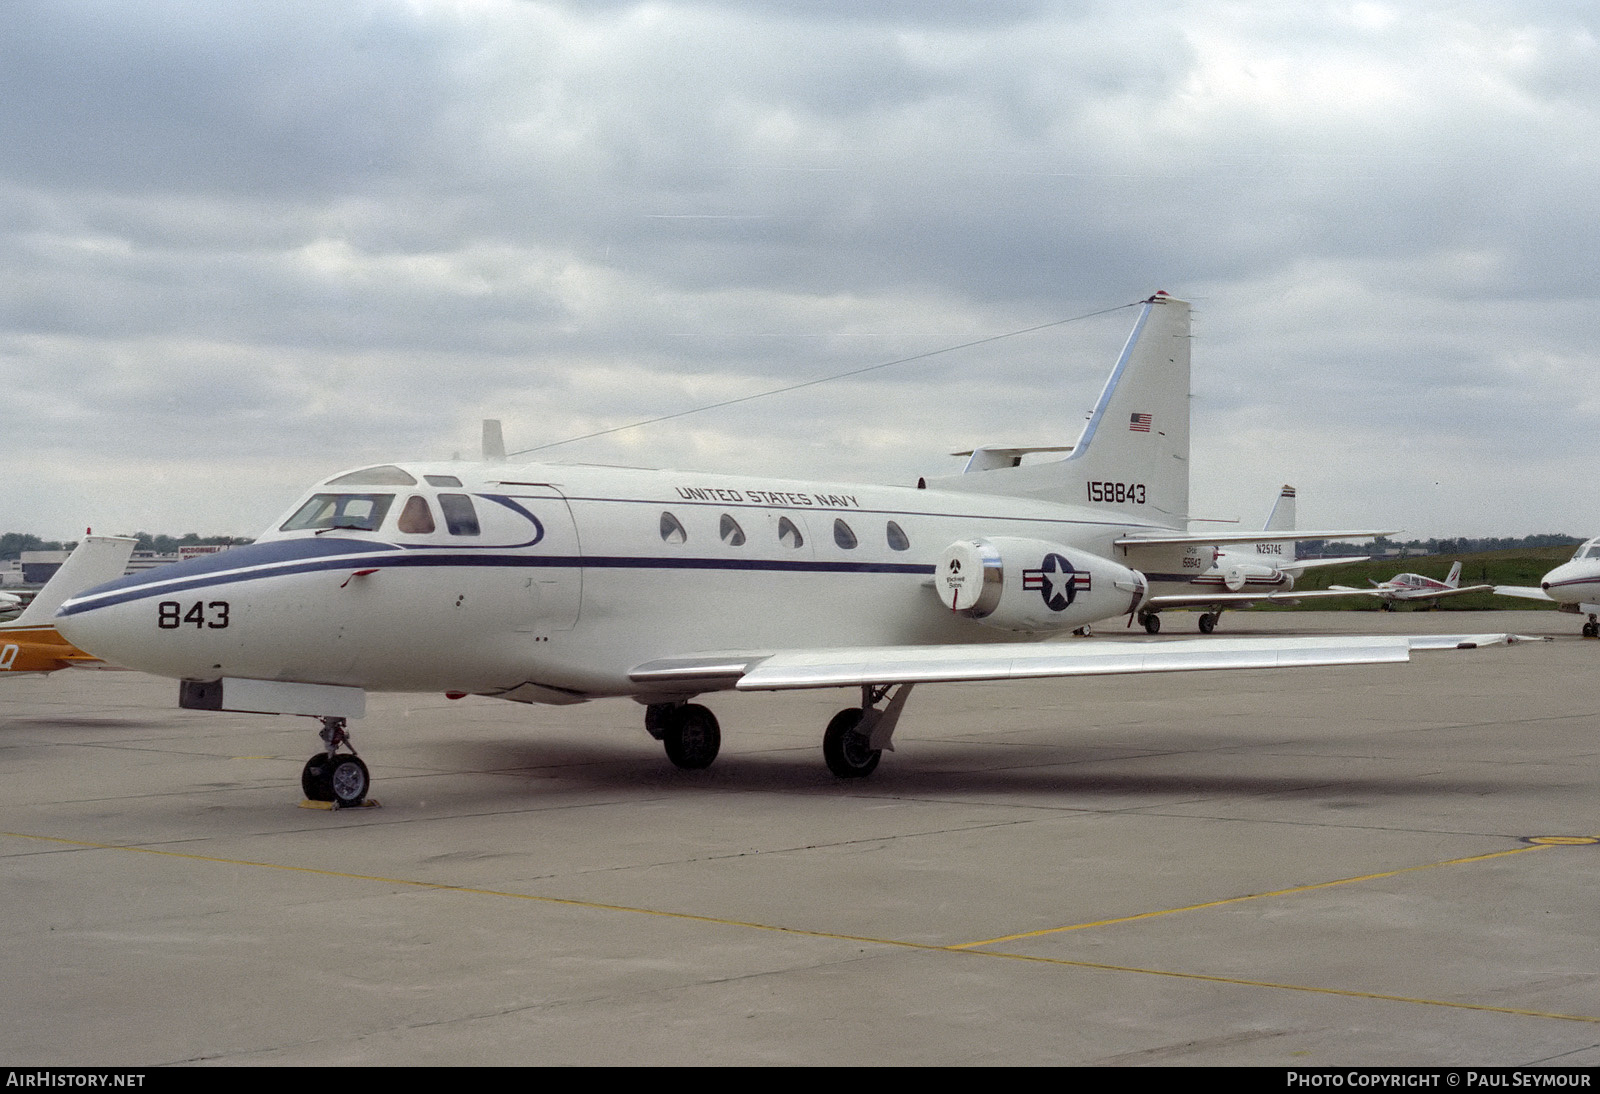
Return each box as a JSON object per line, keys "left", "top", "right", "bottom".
{"left": 5, "top": 0, "right": 1597, "bottom": 541}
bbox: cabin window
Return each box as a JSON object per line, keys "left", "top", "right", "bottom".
{"left": 777, "top": 516, "right": 804, "bottom": 549}
{"left": 720, "top": 514, "right": 746, "bottom": 546}
{"left": 833, "top": 519, "right": 858, "bottom": 550}
{"left": 326, "top": 465, "right": 417, "bottom": 486}
{"left": 438, "top": 494, "right": 480, "bottom": 536}
{"left": 660, "top": 511, "right": 687, "bottom": 545}
{"left": 398, "top": 496, "right": 436, "bottom": 534}
{"left": 886, "top": 521, "right": 910, "bottom": 551}
{"left": 425, "top": 474, "right": 463, "bottom": 487}
{"left": 280, "top": 493, "right": 395, "bottom": 533}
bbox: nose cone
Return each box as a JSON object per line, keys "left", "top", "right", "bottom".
{"left": 55, "top": 537, "right": 398, "bottom": 680}
{"left": 1539, "top": 560, "right": 1600, "bottom": 605}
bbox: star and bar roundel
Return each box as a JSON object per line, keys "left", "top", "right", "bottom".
{"left": 1022, "top": 554, "right": 1091, "bottom": 611}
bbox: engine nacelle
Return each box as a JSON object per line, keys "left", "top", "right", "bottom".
{"left": 933, "top": 536, "right": 1148, "bottom": 633}
{"left": 1223, "top": 562, "right": 1293, "bottom": 592}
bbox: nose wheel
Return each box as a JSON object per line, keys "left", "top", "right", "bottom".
{"left": 301, "top": 717, "right": 370, "bottom": 807}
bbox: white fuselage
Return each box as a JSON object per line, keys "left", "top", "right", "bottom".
{"left": 1537, "top": 542, "right": 1600, "bottom": 612}
{"left": 56, "top": 460, "right": 1168, "bottom": 702}
{"left": 1172, "top": 543, "right": 1296, "bottom": 596}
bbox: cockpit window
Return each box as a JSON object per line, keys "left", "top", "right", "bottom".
{"left": 280, "top": 493, "right": 395, "bottom": 533}
{"left": 326, "top": 465, "right": 417, "bottom": 486}
{"left": 425, "top": 474, "right": 463, "bottom": 488}
{"left": 1579, "top": 541, "right": 1600, "bottom": 560}
{"left": 438, "top": 494, "right": 480, "bottom": 536}
{"left": 398, "top": 496, "right": 436, "bottom": 534}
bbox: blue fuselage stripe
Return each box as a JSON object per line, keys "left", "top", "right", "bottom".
{"left": 58, "top": 552, "right": 938, "bottom": 616}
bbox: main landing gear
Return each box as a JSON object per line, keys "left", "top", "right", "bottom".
{"left": 1583, "top": 613, "right": 1599, "bottom": 638}
{"left": 1139, "top": 612, "right": 1161, "bottom": 634}
{"left": 301, "top": 716, "right": 370, "bottom": 808}
{"left": 645, "top": 702, "right": 722, "bottom": 769}
{"left": 643, "top": 684, "right": 915, "bottom": 779}
{"left": 1197, "top": 611, "right": 1220, "bottom": 634}
{"left": 823, "top": 684, "right": 914, "bottom": 779}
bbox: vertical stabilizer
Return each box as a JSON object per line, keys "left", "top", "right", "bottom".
{"left": 19, "top": 536, "right": 137, "bottom": 626}
{"left": 929, "top": 293, "right": 1191, "bottom": 526}
{"left": 1444, "top": 561, "right": 1462, "bottom": 589}
{"left": 1262, "top": 484, "right": 1297, "bottom": 562}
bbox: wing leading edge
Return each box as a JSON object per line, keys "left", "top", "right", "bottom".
{"left": 630, "top": 633, "right": 1526, "bottom": 693}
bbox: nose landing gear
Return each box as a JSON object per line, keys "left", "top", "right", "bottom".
{"left": 302, "top": 716, "right": 370, "bottom": 808}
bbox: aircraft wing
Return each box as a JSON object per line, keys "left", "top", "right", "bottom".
{"left": 630, "top": 633, "right": 1524, "bottom": 693}
{"left": 1284, "top": 556, "right": 1370, "bottom": 572}
{"left": 1493, "top": 585, "right": 1554, "bottom": 602}
{"left": 1386, "top": 584, "right": 1494, "bottom": 601}
{"left": 1114, "top": 531, "right": 1393, "bottom": 549}
{"left": 1142, "top": 588, "right": 1378, "bottom": 611}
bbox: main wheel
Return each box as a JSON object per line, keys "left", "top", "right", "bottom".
{"left": 301, "top": 753, "right": 334, "bottom": 801}
{"left": 1141, "top": 613, "right": 1161, "bottom": 634}
{"left": 1584, "top": 621, "right": 1598, "bottom": 639}
{"left": 1198, "top": 613, "right": 1217, "bottom": 634}
{"left": 662, "top": 704, "right": 721, "bottom": 769}
{"left": 823, "top": 708, "right": 880, "bottom": 779}
{"left": 326, "top": 755, "right": 370, "bottom": 807}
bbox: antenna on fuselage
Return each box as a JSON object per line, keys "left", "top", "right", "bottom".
{"left": 482, "top": 419, "right": 506, "bottom": 462}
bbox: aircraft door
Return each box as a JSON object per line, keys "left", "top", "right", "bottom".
{"left": 479, "top": 485, "right": 582, "bottom": 632}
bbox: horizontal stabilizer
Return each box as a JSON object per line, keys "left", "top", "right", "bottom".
{"left": 951, "top": 445, "right": 1075, "bottom": 473}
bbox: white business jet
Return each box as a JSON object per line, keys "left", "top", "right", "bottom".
{"left": 55, "top": 294, "right": 1517, "bottom": 807}
{"left": 1133, "top": 485, "right": 1381, "bottom": 633}
{"left": 1330, "top": 561, "right": 1492, "bottom": 610}
{"left": 1494, "top": 538, "right": 1600, "bottom": 635}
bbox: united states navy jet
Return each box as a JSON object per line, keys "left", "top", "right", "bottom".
{"left": 54, "top": 294, "right": 1517, "bottom": 807}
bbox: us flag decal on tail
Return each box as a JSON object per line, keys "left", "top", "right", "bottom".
{"left": 1129, "top": 413, "right": 1152, "bottom": 432}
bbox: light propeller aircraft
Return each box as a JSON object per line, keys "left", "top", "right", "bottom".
{"left": 55, "top": 293, "right": 1521, "bottom": 807}
{"left": 1330, "top": 561, "right": 1492, "bottom": 610}
{"left": 1494, "top": 537, "right": 1600, "bottom": 635}
{"left": 2, "top": 535, "right": 137, "bottom": 676}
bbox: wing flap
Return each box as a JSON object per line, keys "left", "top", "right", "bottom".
{"left": 1144, "top": 589, "right": 1369, "bottom": 610}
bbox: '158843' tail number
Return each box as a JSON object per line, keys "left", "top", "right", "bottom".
{"left": 158, "top": 601, "right": 230, "bottom": 629}
{"left": 1086, "top": 481, "right": 1146, "bottom": 504}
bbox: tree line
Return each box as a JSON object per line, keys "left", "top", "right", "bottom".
{"left": 1, "top": 532, "right": 253, "bottom": 561}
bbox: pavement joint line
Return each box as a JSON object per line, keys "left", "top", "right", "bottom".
{"left": 961, "top": 949, "right": 1600, "bottom": 1024}
{"left": 951, "top": 843, "right": 1554, "bottom": 948}
{"left": 7, "top": 830, "right": 1597, "bottom": 1027}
